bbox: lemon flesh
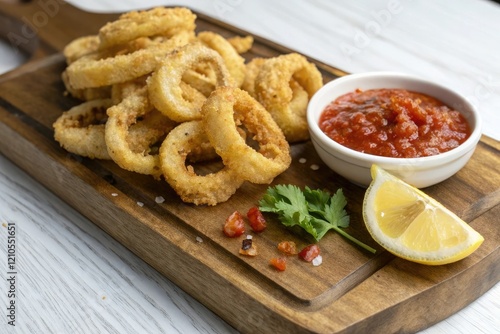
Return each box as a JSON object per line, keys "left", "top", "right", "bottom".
{"left": 363, "top": 165, "right": 484, "bottom": 265}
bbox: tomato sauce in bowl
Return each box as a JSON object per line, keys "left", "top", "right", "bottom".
{"left": 318, "top": 88, "right": 471, "bottom": 158}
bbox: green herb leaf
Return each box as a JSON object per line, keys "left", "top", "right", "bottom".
{"left": 323, "top": 189, "right": 350, "bottom": 228}
{"left": 303, "top": 186, "right": 331, "bottom": 214}
{"left": 259, "top": 185, "right": 376, "bottom": 253}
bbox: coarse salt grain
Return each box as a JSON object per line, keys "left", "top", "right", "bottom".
{"left": 310, "top": 164, "right": 320, "bottom": 171}
{"left": 137, "top": 201, "right": 144, "bottom": 207}
{"left": 246, "top": 235, "right": 253, "bottom": 239}
{"left": 196, "top": 236, "right": 203, "bottom": 243}
{"left": 111, "top": 193, "right": 118, "bottom": 197}
{"left": 155, "top": 196, "right": 165, "bottom": 204}
{"left": 312, "top": 255, "right": 323, "bottom": 266}
{"left": 299, "top": 158, "right": 307, "bottom": 164}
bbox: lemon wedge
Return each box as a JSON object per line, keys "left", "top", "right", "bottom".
{"left": 363, "top": 164, "right": 484, "bottom": 265}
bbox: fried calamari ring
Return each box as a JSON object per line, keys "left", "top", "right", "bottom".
{"left": 240, "top": 57, "right": 266, "bottom": 97}
{"left": 160, "top": 121, "right": 244, "bottom": 206}
{"left": 53, "top": 99, "right": 114, "bottom": 159}
{"left": 62, "top": 70, "right": 111, "bottom": 101}
{"left": 67, "top": 31, "right": 194, "bottom": 89}
{"left": 127, "top": 108, "right": 174, "bottom": 156}
{"left": 202, "top": 87, "right": 291, "bottom": 184}
{"left": 147, "top": 42, "right": 232, "bottom": 122}
{"left": 110, "top": 75, "right": 148, "bottom": 104}
{"left": 227, "top": 35, "right": 254, "bottom": 54}
{"left": 98, "top": 7, "right": 196, "bottom": 49}
{"left": 288, "top": 77, "right": 310, "bottom": 121}
{"left": 197, "top": 31, "right": 246, "bottom": 87}
{"left": 254, "top": 53, "right": 323, "bottom": 142}
{"left": 182, "top": 62, "right": 217, "bottom": 97}
{"left": 242, "top": 58, "right": 309, "bottom": 106}
{"left": 63, "top": 35, "right": 100, "bottom": 64}
{"left": 105, "top": 87, "right": 177, "bottom": 178}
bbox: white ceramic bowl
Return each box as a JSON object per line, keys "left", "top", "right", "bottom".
{"left": 307, "top": 72, "right": 482, "bottom": 188}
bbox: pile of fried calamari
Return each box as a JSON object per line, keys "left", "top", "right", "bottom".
{"left": 53, "top": 7, "right": 324, "bottom": 206}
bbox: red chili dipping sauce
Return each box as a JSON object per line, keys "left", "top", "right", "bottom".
{"left": 319, "top": 89, "right": 471, "bottom": 158}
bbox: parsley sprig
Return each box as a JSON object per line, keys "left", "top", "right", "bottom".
{"left": 258, "top": 184, "right": 376, "bottom": 254}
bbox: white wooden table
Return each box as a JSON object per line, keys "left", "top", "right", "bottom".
{"left": 0, "top": 0, "right": 498, "bottom": 333}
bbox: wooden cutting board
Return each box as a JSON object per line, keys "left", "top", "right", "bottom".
{"left": 0, "top": 3, "right": 498, "bottom": 333}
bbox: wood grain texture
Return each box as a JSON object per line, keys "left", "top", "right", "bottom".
{"left": 0, "top": 2, "right": 499, "bottom": 333}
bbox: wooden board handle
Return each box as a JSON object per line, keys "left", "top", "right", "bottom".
{"left": 0, "top": 1, "right": 118, "bottom": 63}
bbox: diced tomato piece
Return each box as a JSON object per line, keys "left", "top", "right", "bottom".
{"left": 298, "top": 244, "right": 320, "bottom": 262}
{"left": 223, "top": 211, "right": 245, "bottom": 237}
{"left": 246, "top": 206, "right": 267, "bottom": 232}
{"left": 277, "top": 241, "right": 297, "bottom": 255}
{"left": 269, "top": 257, "right": 287, "bottom": 271}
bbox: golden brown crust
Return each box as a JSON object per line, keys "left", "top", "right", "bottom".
{"left": 66, "top": 32, "right": 194, "bottom": 89}
{"left": 147, "top": 42, "right": 232, "bottom": 122}
{"left": 203, "top": 86, "right": 291, "bottom": 184}
{"left": 105, "top": 88, "right": 176, "bottom": 178}
{"left": 197, "top": 31, "right": 246, "bottom": 87}
{"left": 160, "top": 121, "right": 244, "bottom": 206}
{"left": 53, "top": 99, "right": 114, "bottom": 159}
{"left": 98, "top": 7, "right": 196, "bottom": 49}
{"left": 254, "top": 53, "right": 323, "bottom": 142}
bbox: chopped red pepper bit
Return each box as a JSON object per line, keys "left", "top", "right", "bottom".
{"left": 277, "top": 241, "right": 297, "bottom": 255}
{"left": 246, "top": 206, "right": 267, "bottom": 232}
{"left": 269, "top": 257, "right": 287, "bottom": 271}
{"left": 298, "top": 244, "right": 321, "bottom": 262}
{"left": 223, "top": 211, "right": 246, "bottom": 237}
